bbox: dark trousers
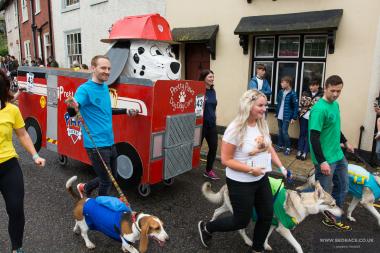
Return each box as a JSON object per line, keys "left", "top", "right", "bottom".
{"left": 206, "top": 175, "right": 273, "bottom": 252}
{"left": 201, "top": 125, "right": 218, "bottom": 172}
{"left": 0, "top": 158, "right": 25, "bottom": 250}
{"left": 85, "top": 146, "right": 117, "bottom": 196}
{"left": 277, "top": 119, "right": 291, "bottom": 149}
{"left": 297, "top": 117, "right": 309, "bottom": 154}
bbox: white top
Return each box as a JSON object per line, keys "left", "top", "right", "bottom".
{"left": 256, "top": 77, "right": 263, "bottom": 91}
{"left": 222, "top": 121, "right": 272, "bottom": 182}
{"left": 277, "top": 89, "right": 290, "bottom": 120}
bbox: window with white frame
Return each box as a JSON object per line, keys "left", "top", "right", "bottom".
{"left": 43, "top": 33, "right": 51, "bottom": 65}
{"left": 37, "top": 35, "right": 42, "bottom": 59}
{"left": 14, "top": 1, "right": 18, "bottom": 18}
{"left": 65, "top": 0, "right": 80, "bottom": 7}
{"left": 35, "top": 0, "right": 41, "bottom": 14}
{"left": 21, "top": 0, "right": 28, "bottom": 22}
{"left": 66, "top": 31, "right": 82, "bottom": 67}
{"left": 251, "top": 34, "right": 327, "bottom": 107}
{"left": 24, "top": 40, "right": 31, "bottom": 64}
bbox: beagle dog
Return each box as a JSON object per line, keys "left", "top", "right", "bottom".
{"left": 66, "top": 176, "right": 169, "bottom": 253}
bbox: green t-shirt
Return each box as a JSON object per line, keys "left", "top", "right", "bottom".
{"left": 309, "top": 98, "right": 344, "bottom": 164}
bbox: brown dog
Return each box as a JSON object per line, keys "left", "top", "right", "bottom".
{"left": 66, "top": 176, "right": 169, "bottom": 253}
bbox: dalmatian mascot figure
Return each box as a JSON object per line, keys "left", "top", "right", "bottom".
{"left": 102, "top": 14, "right": 181, "bottom": 85}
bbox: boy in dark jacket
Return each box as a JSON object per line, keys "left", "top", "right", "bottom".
{"left": 296, "top": 80, "right": 323, "bottom": 160}
{"left": 275, "top": 76, "right": 298, "bottom": 155}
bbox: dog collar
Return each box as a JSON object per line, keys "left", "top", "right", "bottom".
{"left": 133, "top": 213, "right": 150, "bottom": 232}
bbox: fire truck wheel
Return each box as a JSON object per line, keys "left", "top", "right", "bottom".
{"left": 163, "top": 178, "right": 174, "bottom": 186}
{"left": 115, "top": 143, "right": 142, "bottom": 187}
{"left": 25, "top": 117, "right": 42, "bottom": 152}
{"left": 137, "top": 183, "right": 151, "bottom": 197}
{"left": 58, "top": 154, "right": 68, "bottom": 166}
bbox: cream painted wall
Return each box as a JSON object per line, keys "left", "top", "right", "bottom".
{"left": 166, "top": 0, "right": 380, "bottom": 151}
{"left": 51, "top": 0, "right": 165, "bottom": 68}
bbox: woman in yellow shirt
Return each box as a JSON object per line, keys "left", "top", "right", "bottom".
{"left": 0, "top": 70, "right": 45, "bottom": 253}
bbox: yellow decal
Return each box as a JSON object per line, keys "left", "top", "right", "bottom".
{"left": 40, "top": 96, "right": 46, "bottom": 109}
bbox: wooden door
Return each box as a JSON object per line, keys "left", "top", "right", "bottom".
{"left": 185, "top": 43, "right": 210, "bottom": 80}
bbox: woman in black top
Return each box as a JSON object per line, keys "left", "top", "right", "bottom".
{"left": 199, "top": 69, "right": 219, "bottom": 180}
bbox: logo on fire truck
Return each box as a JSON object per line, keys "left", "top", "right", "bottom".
{"left": 169, "top": 82, "right": 195, "bottom": 112}
{"left": 64, "top": 113, "right": 82, "bottom": 144}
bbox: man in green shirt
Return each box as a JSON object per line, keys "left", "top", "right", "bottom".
{"left": 309, "top": 75, "right": 354, "bottom": 231}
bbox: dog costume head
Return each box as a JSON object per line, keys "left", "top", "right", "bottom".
{"left": 124, "top": 40, "right": 180, "bottom": 80}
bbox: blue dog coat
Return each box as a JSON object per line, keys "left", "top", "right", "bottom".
{"left": 83, "top": 196, "right": 131, "bottom": 241}
{"left": 348, "top": 164, "right": 380, "bottom": 200}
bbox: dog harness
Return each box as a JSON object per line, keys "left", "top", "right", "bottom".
{"left": 251, "top": 177, "right": 297, "bottom": 229}
{"left": 83, "top": 197, "right": 131, "bottom": 241}
{"left": 348, "top": 164, "right": 380, "bottom": 200}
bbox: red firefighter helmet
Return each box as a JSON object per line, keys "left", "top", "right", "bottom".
{"left": 101, "top": 13, "right": 173, "bottom": 43}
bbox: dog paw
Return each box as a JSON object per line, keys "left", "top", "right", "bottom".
{"left": 86, "top": 242, "right": 96, "bottom": 249}
{"left": 347, "top": 216, "right": 356, "bottom": 222}
{"left": 264, "top": 244, "right": 273, "bottom": 251}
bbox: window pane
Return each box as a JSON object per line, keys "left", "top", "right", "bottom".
{"left": 275, "top": 62, "right": 298, "bottom": 102}
{"left": 300, "top": 62, "right": 324, "bottom": 93}
{"left": 278, "top": 36, "right": 300, "bottom": 57}
{"left": 304, "top": 36, "right": 327, "bottom": 57}
{"left": 255, "top": 37, "right": 274, "bottom": 57}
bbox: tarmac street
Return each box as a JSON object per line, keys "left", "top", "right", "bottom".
{"left": 0, "top": 140, "right": 379, "bottom": 253}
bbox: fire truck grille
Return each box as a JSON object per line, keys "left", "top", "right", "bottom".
{"left": 164, "top": 143, "right": 193, "bottom": 179}
{"left": 163, "top": 113, "right": 195, "bottom": 179}
{"left": 164, "top": 113, "right": 196, "bottom": 148}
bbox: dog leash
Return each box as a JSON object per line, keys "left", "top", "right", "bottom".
{"left": 273, "top": 159, "right": 295, "bottom": 202}
{"left": 66, "top": 97, "right": 130, "bottom": 207}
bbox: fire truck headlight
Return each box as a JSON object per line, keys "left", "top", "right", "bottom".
{"left": 151, "top": 133, "right": 164, "bottom": 159}
{"left": 193, "top": 126, "right": 202, "bottom": 147}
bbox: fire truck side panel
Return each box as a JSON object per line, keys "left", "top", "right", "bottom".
{"left": 17, "top": 72, "right": 48, "bottom": 150}
{"left": 109, "top": 81, "right": 154, "bottom": 184}
{"left": 57, "top": 75, "right": 92, "bottom": 165}
{"left": 152, "top": 80, "right": 205, "bottom": 180}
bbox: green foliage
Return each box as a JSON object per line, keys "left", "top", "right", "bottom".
{"left": 0, "top": 34, "right": 8, "bottom": 56}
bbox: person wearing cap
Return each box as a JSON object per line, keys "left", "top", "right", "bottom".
{"left": 248, "top": 64, "right": 272, "bottom": 99}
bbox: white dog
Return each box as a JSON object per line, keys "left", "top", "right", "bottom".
{"left": 202, "top": 179, "right": 342, "bottom": 253}
{"left": 297, "top": 164, "right": 380, "bottom": 226}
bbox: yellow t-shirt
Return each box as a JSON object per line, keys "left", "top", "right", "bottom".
{"left": 0, "top": 103, "right": 25, "bottom": 163}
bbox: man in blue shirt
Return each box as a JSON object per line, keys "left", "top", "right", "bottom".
{"left": 248, "top": 64, "right": 272, "bottom": 99}
{"left": 69, "top": 55, "right": 116, "bottom": 197}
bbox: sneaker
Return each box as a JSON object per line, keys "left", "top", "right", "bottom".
{"left": 322, "top": 218, "right": 352, "bottom": 231}
{"left": 77, "top": 183, "right": 86, "bottom": 198}
{"left": 14, "top": 248, "right": 25, "bottom": 253}
{"left": 274, "top": 145, "right": 284, "bottom": 152}
{"left": 301, "top": 153, "right": 307, "bottom": 161}
{"left": 296, "top": 151, "right": 302, "bottom": 159}
{"left": 284, "top": 148, "right": 291, "bottom": 156}
{"left": 198, "top": 221, "right": 212, "bottom": 248}
{"left": 203, "top": 170, "right": 220, "bottom": 180}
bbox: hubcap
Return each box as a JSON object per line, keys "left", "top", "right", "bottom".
{"left": 116, "top": 155, "right": 133, "bottom": 179}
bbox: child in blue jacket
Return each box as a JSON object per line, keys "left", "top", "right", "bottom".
{"left": 275, "top": 76, "right": 298, "bottom": 155}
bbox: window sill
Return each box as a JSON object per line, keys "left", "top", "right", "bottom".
{"left": 35, "top": 10, "right": 40, "bottom": 15}
{"left": 61, "top": 4, "right": 80, "bottom": 13}
{"left": 90, "top": 0, "right": 108, "bottom": 6}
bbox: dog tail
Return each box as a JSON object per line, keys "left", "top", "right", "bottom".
{"left": 66, "top": 176, "right": 80, "bottom": 200}
{"left": 201, "top": 182, "right": 226, "bottom": 204}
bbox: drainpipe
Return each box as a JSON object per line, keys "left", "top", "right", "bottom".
{"left": 16, "top": 0, "right": 23, "bottom": 61}
{"left": 47, "top": 0, "right": 54, "bottom": 58}
{"left": 30, "top": 0, "right": 37, "bottom": 59}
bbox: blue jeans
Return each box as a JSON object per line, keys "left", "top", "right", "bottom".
{"left": 315, "top": 158, "right": 348, "bottom": 219}
{"left": 277, "top": 119, "right": 290, "bottom": 149}
{"left": 297, "top": 117, "right": 309, "bottom": 154}
{"left": 85, "top": 146, "right": 117, "bottom": 196}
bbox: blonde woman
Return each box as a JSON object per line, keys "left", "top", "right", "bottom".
{"left": 198, "top": 90, "right": 289, "bottom": 253}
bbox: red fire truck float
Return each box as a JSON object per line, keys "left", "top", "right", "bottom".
{"left": 16, "top": 14, "right": 205, "bottom": 197}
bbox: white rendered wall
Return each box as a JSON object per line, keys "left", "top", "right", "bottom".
{"left": 51, "top": 0, "right": 165, "bottom": 68}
